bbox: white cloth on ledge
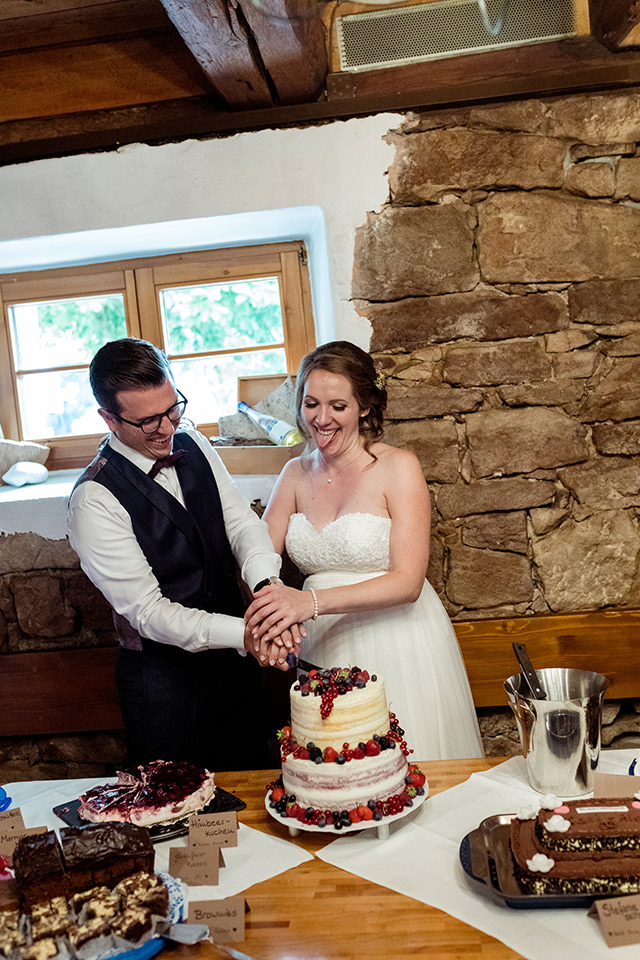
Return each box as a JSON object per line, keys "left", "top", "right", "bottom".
{"left": 317, "top": 750, "right": 640, "bottom": 960}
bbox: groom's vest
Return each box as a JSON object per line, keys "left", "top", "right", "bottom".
{"left": 73, "top": 433, "right": 244, "bottom": 649}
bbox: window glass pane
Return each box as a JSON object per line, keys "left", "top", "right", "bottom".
{"left": 171, "top": 350, "right": 287, "bottom": 424}
{"left": 9, "top": 294, "right": 127, "bottom": 369}
{"left": 160, "top": 278, "right": 284, "bottom": 355}
{"left": 18, "top": 370, "right": 104, "bottom": 439}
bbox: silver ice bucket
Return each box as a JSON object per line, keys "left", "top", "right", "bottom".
{"left": 504, "top": 667, "right": 609, "bottom": 797}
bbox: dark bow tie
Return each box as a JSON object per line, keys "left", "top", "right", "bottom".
{"left": 148, "top": 449, "right": 188, "bottom": 479}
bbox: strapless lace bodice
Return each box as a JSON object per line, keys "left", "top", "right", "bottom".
{"left": 285, "top": 512, "right": 391, "bottom": 575}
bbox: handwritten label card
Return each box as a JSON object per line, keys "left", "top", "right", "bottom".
{"left": 593, "top": 773, "right": 640, "bottom": 798}
{"left": 169, "top": 845, "right": 225, "bottom": 886}
{"left": 591, "top": 894, "right": 640, "bottom": 947}
{"left": 0, "top": 810, "right": 46, "bottom": 857}
{"left": 188, "top": 811, "right": 237, "bottom": 848}
{"left": 187, "top": 896, "right": 245, "bottom": 942}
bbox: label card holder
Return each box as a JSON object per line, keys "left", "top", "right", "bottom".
{"left": 169, "top": 846, "right": 225, "bottom": 886}
{"left": 188, "top": 811, "right": 238, "bottom": 848}
{"left": 590, "top": 894, "right": 640, "bottom": 947}
{"left": 187, "top": 896, "right": 245, "bottom": 942}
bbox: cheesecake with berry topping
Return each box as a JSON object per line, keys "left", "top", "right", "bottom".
{"left": 269, "top": 667, "right": 425, "bottom": 829}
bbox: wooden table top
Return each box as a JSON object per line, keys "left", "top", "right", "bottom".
{"left": 168, "top": 757, "right": 524, "bottom": 960}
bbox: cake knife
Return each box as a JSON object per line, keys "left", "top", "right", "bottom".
{"left": 286, "top": 652, "right": 324, "bottom": 673}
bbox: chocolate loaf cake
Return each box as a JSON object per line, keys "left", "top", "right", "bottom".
{"left": 511, "top": 796, "right": 640, "bottom": 895}
{"left": 14, "top": 823, "right": 154, "bottom": 907}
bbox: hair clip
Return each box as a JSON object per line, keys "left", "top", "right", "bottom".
{"left": 374, "top": 371, "right": 386, "bottom": 390}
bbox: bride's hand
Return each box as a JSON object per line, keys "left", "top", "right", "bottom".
{"left": 245, "top": 583, "right": 316, "bottom": 639}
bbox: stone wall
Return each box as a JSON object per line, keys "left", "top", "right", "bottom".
{"left": 0, "top": 532, "right": 127, "bottom": 782}
{"left": 352, "top": 87, "right": 640, "bottom": 752}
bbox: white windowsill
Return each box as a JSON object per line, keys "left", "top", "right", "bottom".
{"left": 0, "top": 469, "right": 278, "bottom": 539}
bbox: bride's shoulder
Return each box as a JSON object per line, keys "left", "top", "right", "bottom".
{"left": 374, "top": 441, "right": 419, "bottom": 469}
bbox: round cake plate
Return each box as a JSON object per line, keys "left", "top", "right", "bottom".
{"left": 265, "top": 782, "right": 428, "bottom": 840}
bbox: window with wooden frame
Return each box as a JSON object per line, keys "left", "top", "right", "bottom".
{"left": 0, "top": 242, "right": 315, "bottom": 470}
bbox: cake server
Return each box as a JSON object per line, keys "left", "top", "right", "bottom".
{"left": 512, "top": 642, "right": 547, "bottom": 699}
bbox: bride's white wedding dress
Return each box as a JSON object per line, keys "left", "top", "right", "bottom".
{"left": 285, "top": 512, "right": 483, "bottom": 761}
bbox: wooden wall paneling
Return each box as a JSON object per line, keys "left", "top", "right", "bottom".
{"left": 326, "top": 36, "right": 640, "bottom": 103}
{"left": 455, "top": 609, "right": 640, "bottom": 708}
{"left": 0, "top": 0, "right": 174, "bottom": 54}
{"left": 0, "top": 36, "right": 210, "bottom": 123}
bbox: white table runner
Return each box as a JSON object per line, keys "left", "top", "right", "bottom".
{"left": 4, "top": 776, "right": 312, "bottom": 900}
{"left": 317, "top": 749, "right": 640, "bottom": 960}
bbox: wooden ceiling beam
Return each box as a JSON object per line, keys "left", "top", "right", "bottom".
{"left": 158, "top": 0, "right": 327, "bottom": 108}
{"left": 590, "top": 0, "right": 640, "bottom": 50}
{"left": 2, "top": 37, "right": 640, "bottom": 166}
{"left": 157, "top": 0, "right": 275, "bottom": 107}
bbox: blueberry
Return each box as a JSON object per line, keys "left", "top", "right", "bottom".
{"left": 368, "top": 799, "right": 376, "bottom": 810}
{"left": 293, "top": 684, "right": 300, "bottom": 691}
{"left": 416, "top": 786, "right": 425, "bottom": 796}
{"left": 371, "top": 674, "right": 377, "bottom": 681}
{"left": 336, "top": 754, "right": 346, "bottom": 764}
{"left": 301, "top": 690, "right": 309, "bottom": 697}
{"left": 305, "top": 807, "right": 314, "bottom": 818}
{"left": 307, "top": 742, "right": 315, "bottom": 749}
{"left": 405, "top": 775, "right": 412, "bottom": 785}
{"left": 335, "top": 821, "right": 343, "bottom": 829}
{"left": 314, "top": 755, "right": 323, "bottom": 764}
{"left": 317, "top": 817, "right": 326, "bottom": 828}
{"left": 351, "top": 665, "right": 361, "bottom": 673}
{"left": 358, "top": 742, "right": 366, "bottom": 751}
{"left": 406, "top": 799, "right": 413, "bottom": 807}
{"left": 373, "top": 811, "right": 383, "bottom": 821}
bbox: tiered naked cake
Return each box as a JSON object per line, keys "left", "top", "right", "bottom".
{"left": 267, "top": 666, "right": 426, "bottom": 829}
{"left": 511, "top": 794, "right": 640, "bottom": 895}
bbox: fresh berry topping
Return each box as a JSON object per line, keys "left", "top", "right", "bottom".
{"left": 365, "top": 739, "right": 381, "bottom": 756}
{"left": 323, "top": 746, "right": 339, "bottom": 763}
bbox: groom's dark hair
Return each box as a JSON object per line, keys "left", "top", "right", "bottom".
{"left": 295, "top": 340, "right": 387, "bottom": 454}
{"left": 90, "top": 338, "right": 173, "bottom": 414}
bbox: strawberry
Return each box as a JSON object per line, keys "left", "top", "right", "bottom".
{"left": 277, "top": 725, "right": 292, "bottom": 742}
{"left": 408, "top": 767, "right": 426, "bottom": 787}
{"left": 357, "top": 805, "right": 374, "bottom": 820}
{"left": 271, "top": 787, "right": 284, "bottom": 802}
{"left": 323, "top": 746, "right": 338, "bottom": 762}
{"left": 286, "top": 802, "right": 300, "bottom": 818}
{"left": 349, "top": 809, "right": 362, "bottom": 823}
{"left": 365, "top": 739, "right": 381, "bottom": 756}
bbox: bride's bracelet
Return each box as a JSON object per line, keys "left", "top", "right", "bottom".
{"left": 308, "top": 587, "right": 319, "bottom": 621}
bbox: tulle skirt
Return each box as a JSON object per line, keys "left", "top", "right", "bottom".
{"left": 299, "top": 570, "right": 483, "bottom": 762}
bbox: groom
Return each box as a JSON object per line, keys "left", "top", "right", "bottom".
{"left": 68, "top": 337, "right": 299, "bottom": 771}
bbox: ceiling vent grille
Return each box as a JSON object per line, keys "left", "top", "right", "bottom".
{"left": 335, "top": 0, "right": 578, "bottom": 72}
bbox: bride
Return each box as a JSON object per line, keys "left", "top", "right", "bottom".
{"left": 245, "top": 340, "right": 483, "bottom": 760}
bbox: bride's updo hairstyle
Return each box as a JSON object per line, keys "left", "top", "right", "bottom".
{"left": 295, "top": 340, "right": 387, "bottom": 455}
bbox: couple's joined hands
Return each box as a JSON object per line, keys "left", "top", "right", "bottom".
{"left": 244, "top": 582, "right": 312, "bottom": 670}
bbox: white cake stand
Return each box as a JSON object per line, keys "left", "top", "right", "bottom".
{"left": 264, "top": 782, "right": 428, "bottom": 840}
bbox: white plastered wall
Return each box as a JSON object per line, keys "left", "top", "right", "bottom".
{"left": 0, "top": 114, "right": 400, "bottom": 347}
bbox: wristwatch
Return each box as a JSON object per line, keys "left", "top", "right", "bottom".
{"left": 253, "top": 576, "right": 283, "bottom": 593}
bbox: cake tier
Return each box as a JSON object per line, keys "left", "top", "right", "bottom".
{"left": 290, "top": 675, "right": 389, "bottom": 751}
{"left": 282, "top": 746, "right": 408, "bottom": 810}
{"left": 511, "top": 798, "right": 640, "bottom": 894}
{"left": 537, "top": 798, "right": 640, "bottom": 851}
